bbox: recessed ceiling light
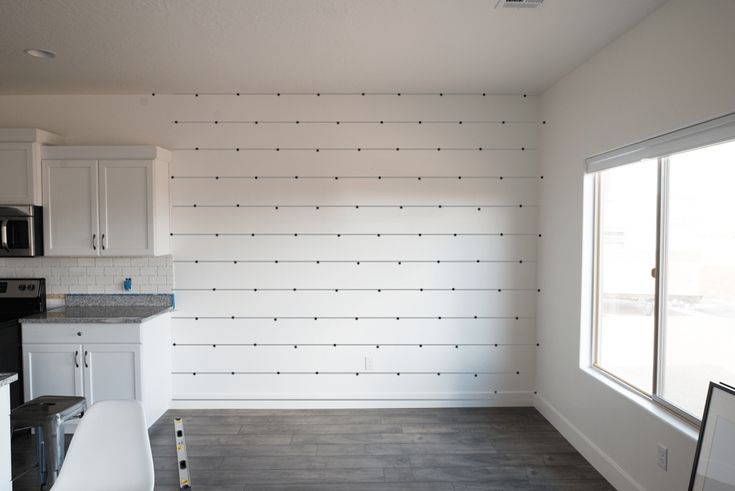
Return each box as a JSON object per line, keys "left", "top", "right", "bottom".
{"left": 24, "top": 49, "right": 56, "bottom": 59}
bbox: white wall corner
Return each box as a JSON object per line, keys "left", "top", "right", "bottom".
{"left": 535, "top": 394, "right": 645, "bottom": 491}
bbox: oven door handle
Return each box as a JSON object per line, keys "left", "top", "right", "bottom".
{"left": 1, "top": 220, "right": 9, "bottom": 252}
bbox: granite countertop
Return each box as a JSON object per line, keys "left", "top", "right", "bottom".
{"left": 0, "top": 373, "right": 18, "bottom": 388}
{"left": 20, "top": 294, "right": 173, "bottom": 324}
{"left": 21, "top": 306, "right": 172, "bottom": 324}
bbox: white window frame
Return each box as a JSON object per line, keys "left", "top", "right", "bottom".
{"left": 587, "top": 112, "right": 735, "bottom": 426}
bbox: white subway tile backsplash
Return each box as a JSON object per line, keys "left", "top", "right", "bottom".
{"left": 0, "top": 256, "right": 173, "bottom": 295}
{"left": 94, "top": 275, "right": 112, "bottom": 286}
{"left": 63, "top": 276, "right": 81, "bottom": 286}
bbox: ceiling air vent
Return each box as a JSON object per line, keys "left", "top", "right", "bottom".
{"left": 495, "top": 0, "right": 544, "bottom": 8}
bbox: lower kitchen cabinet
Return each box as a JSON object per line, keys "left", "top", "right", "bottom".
{"left": 83, "top": 344, "right": 141, "bottom": 404}
{"left": 21, "top": 314, "right": 171, "bottom": 428}
{"left": 23, "top": 344, "right": 84, "bottom": 399}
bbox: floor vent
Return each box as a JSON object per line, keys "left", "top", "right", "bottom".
{"left": 495, "top": 0, "right": 544, "bottom": 8}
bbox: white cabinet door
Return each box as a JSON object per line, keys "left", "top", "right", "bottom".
{"left": 82, "top": 344, "right": 141, "bottom": 406}
{"left": 0, "top": 143, "right": 35, "bottom": 205}
{"left": 0, "top": 385, "right": 11, "bottom": 491}
{"left": 98, "top": 160, "right": 154, "bottom": 256}
{"left": 23, "top": 344, "right": 83, "bottom": 400}
{"left": 42, "top": 160, "right": 99, "bottom": 256}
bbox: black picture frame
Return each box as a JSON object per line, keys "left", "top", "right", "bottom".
{"left": 689, "top": 381, "right": 735, "bottom": 491}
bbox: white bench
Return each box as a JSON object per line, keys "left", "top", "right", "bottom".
{"left": 52, "top": 400, "right": 155, "bottom": 491}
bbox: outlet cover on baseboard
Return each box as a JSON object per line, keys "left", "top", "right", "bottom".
{"left": 657, "top": 443, "right": 668, "bottom": 470}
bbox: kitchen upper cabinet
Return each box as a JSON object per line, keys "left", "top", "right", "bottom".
{"left": 98, "top": 160, "right": 155, "bottom": 255}
{"left": 0, "top": 129, "right": 63, "bottom": 205}
{"left": 42, "top": 160, "right": 99, "bottom": 256}
{"left": 42, "top": 146, "right": 171, "bottom": 257}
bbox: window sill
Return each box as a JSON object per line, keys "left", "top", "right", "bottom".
{"left": 582, "top": 366, "right": 699, "bottom": 442}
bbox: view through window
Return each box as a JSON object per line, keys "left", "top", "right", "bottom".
{"left": 593, "top": 134, "right": 735, "bottom": 421}
{"left": 596, "top": 160, "right": 657, "bottom": 394}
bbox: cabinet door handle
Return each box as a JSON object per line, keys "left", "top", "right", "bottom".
{"left": 74, "top": 350, "right": 79, "bottom": 368}
{"left": 101, "top": 234, "right": 107, "bottom": 250}
{"left": 92, "top": 234, "right": 97, "bottom": 251}
{"left": 1, "top": 220, "right": 9, "bottom": 252}
{"left": 84, "top": 350, "right": 89, "bottom": 368}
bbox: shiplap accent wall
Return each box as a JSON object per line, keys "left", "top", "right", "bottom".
{"left": 165, "top": 94, "right": 540, "bottom": 407}
{"left": 0, "top": 93, "right": 539, "bottom": 407}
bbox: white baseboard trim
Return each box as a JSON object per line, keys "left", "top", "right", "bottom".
{"left": 535, "top": 394, "right": 644, "bottom": 491}
{"left": 170, "top": 397, "right": 534, "bottom": 410}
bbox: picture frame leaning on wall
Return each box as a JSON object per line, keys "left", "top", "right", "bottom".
{"left": 690, "top": 382, "right": 735, "bottom": 491}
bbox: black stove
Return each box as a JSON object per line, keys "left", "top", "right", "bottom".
{"left": 0, "top": 278, "right": 46, "bottom": 409}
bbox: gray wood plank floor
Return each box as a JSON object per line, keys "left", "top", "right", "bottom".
{"left": 12, "top": 407, "right": 614, "bottom": 491}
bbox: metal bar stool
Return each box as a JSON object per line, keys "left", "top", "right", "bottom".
{"left": 11, "top": 396, "right": 87, "bottom": 489}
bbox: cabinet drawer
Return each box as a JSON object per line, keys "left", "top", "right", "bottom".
{"left": 22, "top": 323, "right": 142, "bottom": 344}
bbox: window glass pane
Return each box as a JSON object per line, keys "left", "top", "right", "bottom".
{"left": 660, "top": 140, "right": 735, "bottom": 418}
{"left": 596, "top": 160, "right": 658, "bottom": 393}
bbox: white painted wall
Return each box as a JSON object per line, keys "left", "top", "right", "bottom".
{"left": 0, "top": 93, "right": 539, "bottom": 407}
{"left": 536, "top": 0, "right": 735, "bottom": 490}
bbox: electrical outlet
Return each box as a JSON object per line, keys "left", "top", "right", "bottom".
{"left": 364, "top": 357, "right": 374, "bottom": 371}
{"left": 657, "top": 443, "right": 668, "bottom": 470}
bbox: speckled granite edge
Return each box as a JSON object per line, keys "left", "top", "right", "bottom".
{"left": 20, "top": 305, "right": 172, "bottom": 324}
{"left": 65, "top": 294, "right": 173, "bottom": 308}
{"left": 0, "top": 373, "right": 18, "bottom": 387}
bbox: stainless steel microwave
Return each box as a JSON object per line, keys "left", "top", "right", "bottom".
{"left": 0, "top": 206, "right": 44, "bottom": 257}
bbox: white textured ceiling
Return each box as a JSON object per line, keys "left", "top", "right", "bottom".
{"left": 0, "top": 0, "right": 668, "bottom": 94}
